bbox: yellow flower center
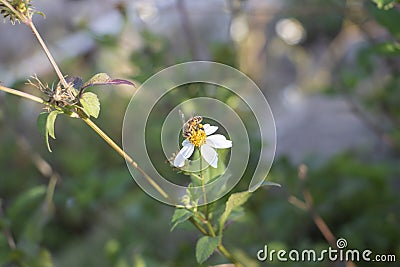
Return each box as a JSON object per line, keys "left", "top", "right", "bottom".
{"left": 188, "top": 128, "right": 207, "bottom": 147}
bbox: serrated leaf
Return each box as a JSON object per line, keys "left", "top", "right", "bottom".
{"left": 219, "top": 191, "right": 251, "bottom": 236}
{"left": 81, "top": 73, "right": 135, "bottom": 91}
{"left": 80, "top": 92, "right": 100, "bottom": 118}
{"left": 170, "top": 208, "right": 193, "bottom": 231}
{"left": 195, "top": 236, "right": 220, "bottom": 264}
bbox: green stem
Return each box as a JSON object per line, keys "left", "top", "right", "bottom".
{"left": 0, "top": 85, "right": 44, "bottom": 103}
{"left": 199, "top": 150, "right": 208, "bottom": 219}
{"left": 26, "top": 21, "right": 68, "bottom": 88}
{"left": 188, "top": 217, "right": 207, "bottom": 235}
{"left": 217, "top": 243, "right": 244, "bottom": 267}
{"left": 82, "top": 117, "right": 172, "bottom": 203}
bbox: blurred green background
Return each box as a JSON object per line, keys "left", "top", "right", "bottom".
{"left": 0, "top": 0, "right": 399, "bottom": 266}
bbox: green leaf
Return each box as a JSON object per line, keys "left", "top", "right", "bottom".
{"left": 37, "top": 111, "right": 62, "bottom": 152}
{"left": 170, "top": 208, "right": 193, "bottom": 231}
{"left": 372, "top": 0, "right": 397, "bottom": 9}
{"left": 37, "top": 112, "right": 49, "bottom": 141}
{"left": 195, "top": 236, "right": 220, "bottom": 264}
{"left": 47, "top": 110, "right": 62, "bottom": 139}
{"left": 82, "top": 73, "right": 134, "bottom": 91}
{"left": 369, "top": 3, "right": 400, "bottom": 38}
{"left": 80, "top": 92, "right": 100, "bottom": 118}
{"left": 7, "top": 186, "right": 46, "bottom": 224}
{"left": 219, "top": 191, "right": 251, "bottom": 236}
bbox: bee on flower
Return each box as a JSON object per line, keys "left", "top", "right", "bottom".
{"left": 173, "top": 112, "right": 232, "bottom": 168}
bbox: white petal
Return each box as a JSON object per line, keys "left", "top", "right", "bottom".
{"left": 182, "top": 139, "right": 191, "bottom": 146}
{"left": 203, "top": 124, "right": 218, "bottom": 135}
{"left": 173, "top": 142, "right": 194, "bottom": 167}
{"left": 206, "top": 134, "right": 232, "bottom": 148}
{"left": 201, "top": 144, "right": 218, "bottom": 168}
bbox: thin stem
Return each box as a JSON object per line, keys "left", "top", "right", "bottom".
{"left": 195, "top": 211, "right": 215, "bottom": 237}
{"left": 217, "top": 243, "right": 244, "bottom": 267}
{"left": 0, "top": 85, "right": 44, "bottom": 104}
{"left": 199, "top": 150, "right": 208, "bottom": 219}
{"left": 188, "top": 217, "right": 208, "bottom": 235}
{"left": 82, "top": 117, "right": 173, "bottom": 203}
{"left": 26, "top": 21, "right": 68, "bottom": 88}
{"left": 45, "top": 174, "right": 58, "bottom": 208}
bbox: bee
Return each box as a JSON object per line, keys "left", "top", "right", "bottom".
{"left": 179, "top": 110, "right": 203, "bottom": 138}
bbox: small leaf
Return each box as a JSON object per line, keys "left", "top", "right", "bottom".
{"left": 219, "top": 191, "right": 251, "bottom": 236}
{"left": 47, "top": 110, "right": 62, "bottom": 140}
{"left": 81, "top": 73, "right": 135, "bottom": 91}
{"left": 195, "top": 236, "right": 220, "bottom": 264}
{"left": 260, "top": 180, "right": 281, "bottom": 187}
{"left": 37, "top": 112, "right": 49, "bottom": 139}
{"left": 37, "top": 111, "right": 62, "bottom": 152}
{"left": 170, "top": 208, "right": 193, "bottom": 231}
{"left": 37, "top": 112, "right": 52, "bottom": 152}
{"left": 80, "top": 92, "right": 100, "bottom": 118}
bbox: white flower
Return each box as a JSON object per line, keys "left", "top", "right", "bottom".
{"left": 173, "top": 124, "right": 232, "bottom": 168}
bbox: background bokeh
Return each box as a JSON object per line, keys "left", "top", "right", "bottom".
{"left": 0, "top": 0, "right": 399, "bottom": 266}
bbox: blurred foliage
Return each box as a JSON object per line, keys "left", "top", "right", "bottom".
{"left": 1, "top": 0, "right": 400, "bottom": 266}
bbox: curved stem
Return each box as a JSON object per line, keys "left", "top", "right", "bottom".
{"left": 82, "top": 117, "right": 172, "bottom": 203}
